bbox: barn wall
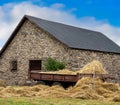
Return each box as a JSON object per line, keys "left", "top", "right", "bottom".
{"left": 68, "top": 49, "right": 120, "bottom": 83}
{"left": 0, "top": 20, "right": 70, "bottom": 85}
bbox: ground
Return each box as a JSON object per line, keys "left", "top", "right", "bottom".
{"left": 0, "top": 97, "right": 120, "bottom": 105}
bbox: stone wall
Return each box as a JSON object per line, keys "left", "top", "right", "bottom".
{"left": 68, "top": 49, "right": 120, "bottom": 83}
{"left": 0, "top": 19, "right": 120, "bottom": 85}
{"left": 0, "top": 20, "right": 70, "bottom": 85}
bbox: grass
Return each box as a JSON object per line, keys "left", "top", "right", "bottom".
{"left": 0, "top": 97, "right": 119, "bottom": 105}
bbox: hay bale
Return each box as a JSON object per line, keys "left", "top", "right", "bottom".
{"left": 77, "top": 60, "right": 107, "bottom": 74}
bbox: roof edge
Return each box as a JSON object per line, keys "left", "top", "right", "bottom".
{"left": 70, "top": 47, "right": 120, "bottom": 54}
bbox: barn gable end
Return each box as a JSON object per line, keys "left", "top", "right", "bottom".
{"left": 0, "top": 19, "right": 70, "bottom": 85}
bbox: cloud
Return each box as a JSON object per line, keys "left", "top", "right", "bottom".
{"left": 50, "top": 3, "right": 65, "bottom": 9}
{"left": 0, "top": 1, "right": 120, "bottom": 49}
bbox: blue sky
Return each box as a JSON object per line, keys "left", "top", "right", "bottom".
{"left": 1, "top": 0, "right": 120, "bottom": 26}
{"left": 0, "top": 0, "right": 120, "bottom": 48}
{"left": 43, "top": 0, "right": 120, "bottom": 27}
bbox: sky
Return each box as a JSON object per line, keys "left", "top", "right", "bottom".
{"left": 0, "top": 0, "right": 120, "bottom": 49}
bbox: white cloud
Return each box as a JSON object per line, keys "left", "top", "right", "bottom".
{"left": 50, "top": 3, "right": 65, "bottom": 9}
{"left": 0, "top": 1, "right": 120, "bottom": 49}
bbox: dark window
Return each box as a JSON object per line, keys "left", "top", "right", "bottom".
{"left": 11, "top": 60, "right": 17, "bottom": 71}
{"left": 29, "top": 60, "right": 41, "bottom": 70}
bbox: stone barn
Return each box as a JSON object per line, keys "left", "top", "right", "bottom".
{"left": 0, "top": 15, "right": 120, "bottom": 85}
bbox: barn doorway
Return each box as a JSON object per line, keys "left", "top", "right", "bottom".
{"left": 29, "top": 60, "right": 42, "bottom": 71}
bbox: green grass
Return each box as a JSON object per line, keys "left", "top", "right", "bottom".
{"left": 0, "top": 97, "right": 119, "bottom": 105}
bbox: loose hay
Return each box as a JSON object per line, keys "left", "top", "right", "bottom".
{"left": 40, "top": 60, "right": 107, "bottom": 75}
{"left": 0, "top": 79, "right": 6, "bottom": 87}
{"left": 55, "top": 69, "right": 76, "bottom": 75}
{"left": 68, "top": 77, "right": 120, "bottom": 101}
{"left": 77, "top": 60, "right": 107, "bottom": 74}
{"left": 41, "top": 69, "right": 76, "bottom": 75}
{"left": 0, "top": 78, "right": 119, "bottom": 101}
{"left": 112, "top": 94, "right": 120, "bottom": 102}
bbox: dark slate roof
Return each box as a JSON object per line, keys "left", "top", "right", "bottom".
{"left": 26, "top": 15, "right": 120, "bottom": 53}
{"left": 0, "top": 15, "right": 120, "bottom": 56}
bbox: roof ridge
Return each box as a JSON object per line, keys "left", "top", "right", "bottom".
{"left": 25, "top": 15, "right": 102, "bottom": 34}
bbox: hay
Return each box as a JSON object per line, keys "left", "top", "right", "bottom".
{"left": 0, "top": 78, "right": 119, "bottom": 102}
{"left": 55, "top": 69, "right": 76, "bottom": 75}
{"left": 112, "top": 95, "right": 120, "bottom": 102}
{"left": 30, "top": 84, "right": 49, "bottom": 92}
{"left": 68, "top": 77, "right": 120, "bottom": 101}
{"left": 68, "top": 77, "right": 104, "bottom": 100}
{"left": 2, "top": 86, "right": 16, "bottom": 93}
{"left": 47, "top": 85, "right": 68, "bottom": 98}
{"left": 15, "top": 89, "right": 34, "bottom": 97}
{"left": 77, "top": 60, "right": 107, "bottom": 74}
{"left": 41, "top": 60, "right": 107, "bottom": 75}
{"left": 42, "top": 69, "right": 76, "bottom": 75}
{"left": 0, "top": 79, "right": 6, "bottom": 87}
{"left": 95, "top": 87, "right": 112, "bottom": 96}
{"left": 70, "top": 90, "right": 104, "bottom": 100}
{"left": 101, "top": 82, "right": 119, "bottom": 92}
{"left": 74, "top": 77, "right": 102, "bottom": 88}
{"left": 0, "top": 86, "right": 19, "bottom": 97}
{"left": 45, "top": 60, "right": 107, "bottom": 75}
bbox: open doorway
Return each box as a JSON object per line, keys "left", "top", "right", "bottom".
{"left": 29, "top": 60, "right": 42, "bottom": 71}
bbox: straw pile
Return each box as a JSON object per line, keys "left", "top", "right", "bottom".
{"left": 76, "top": 60, "right": 107, "bottom": 74}
{"left": 0, "top": 78, "right": 119, "bottom": 102}
{"left": 0, "top": 79, "right": 6, "bottom": 87}
{"left": 42, "top": 60, "right": 107, "bottom": 75}
{"left": 68, "top": 77, "right": 120, "bottom": 101}
{"left": 41, "top": 69, "right": 76, "bottom": 75}
{"left": 0, "top": 78, "right": 119, "bottom": 101}
{"left": 55, "top": 69, "right": 76, "bottom": 75}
